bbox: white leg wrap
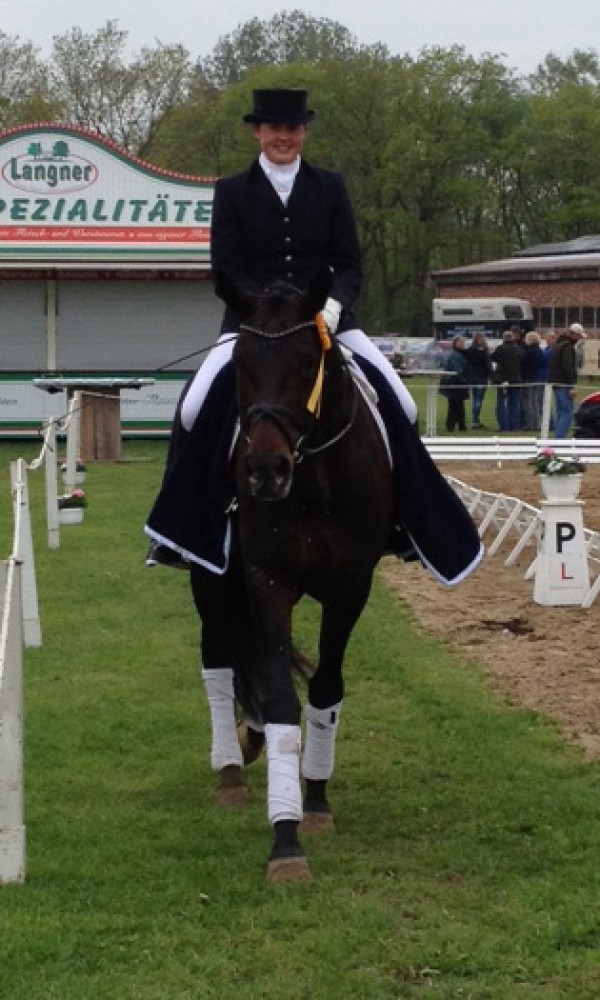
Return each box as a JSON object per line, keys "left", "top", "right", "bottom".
{"left": 302, "top": 701, "right": 343, "bottom": 781}
{"left": 201, "top": 668, "right": 243, "bottom": 771}
{"left": 265, "top": 724, "right": 302, "bottom": 825}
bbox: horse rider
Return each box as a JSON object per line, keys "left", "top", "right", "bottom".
{"left": 145, "top": 87, "right": 481, "bottom": 585}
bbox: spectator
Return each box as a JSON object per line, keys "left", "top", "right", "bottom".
{"left": 510, "top": 323, "right": 525, "bottom": 347}
{"left": 521, "top": 331, "right": 546, "bottom": 430}
{"left": 491, "top": 330, "right": 524, "bottom": 431}
{"left": 547, "top": 323, "right": 586, "bottom": 438}
{"left": 465, "top": 331, "right": 492, "bottom": 429}
{"left": 439, "top": 335, "right": 471, "bottom": 432}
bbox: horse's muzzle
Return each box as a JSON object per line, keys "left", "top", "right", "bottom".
{"left": 245, "top": 452, "right": 293, "bottom": 501}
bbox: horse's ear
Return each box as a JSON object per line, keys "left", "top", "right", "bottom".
{"left": 214, "top": 270, "right": 257, "bottom": 320}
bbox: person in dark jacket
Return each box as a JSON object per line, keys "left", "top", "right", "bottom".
{"left": 464, "top": 331, "right": 492, "bottom": 428}
{"left": 547, "top": 323, "right": 586, "bottom": 437}
{"left": 521, "top": 331, "right": 547, "bottom": 431}
{"left": 180, "top": 87, "right": 416, "bottom": 437}
{"left": 440, "top": 336, "right": 471, "bottom": 431}
{"left": 491, "top": 330, "right": 524, "bottom": 431}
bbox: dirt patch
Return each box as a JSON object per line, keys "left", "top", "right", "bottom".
{"left": 380, "top": 461, "right": 600, "bottom": 759}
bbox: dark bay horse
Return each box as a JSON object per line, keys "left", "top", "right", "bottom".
{"left": 190, "top": 275, "right": 394, "bottom": 883}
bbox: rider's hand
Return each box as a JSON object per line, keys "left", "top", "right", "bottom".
{"left": 321, "top": 297, "right": 342, "bottom": 335}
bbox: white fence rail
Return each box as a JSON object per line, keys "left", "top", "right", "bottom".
{"left": 426, "top": 436, "right": 600, "bottom": 465}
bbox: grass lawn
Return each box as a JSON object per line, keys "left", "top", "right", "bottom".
{"left": 0, "top": 440, "right": 599, "bottom": 999}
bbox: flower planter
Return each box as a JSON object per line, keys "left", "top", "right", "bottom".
{"left": 539, "top": 473, "right": 583, "bottom": 502}
{"left": 58, "top": 507, "right": 84, "bottom": 525}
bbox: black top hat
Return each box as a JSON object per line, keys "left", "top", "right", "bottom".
{"left": 242, "top": 88, "right": 316, "bottom": 125}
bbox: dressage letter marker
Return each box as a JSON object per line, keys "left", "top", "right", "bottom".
{"left": 533, "top": 499, "right": 590, "bottom": 606}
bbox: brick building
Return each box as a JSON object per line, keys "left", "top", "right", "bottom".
{"left": 431, "top": 236, "right": 600, "bottom": 339}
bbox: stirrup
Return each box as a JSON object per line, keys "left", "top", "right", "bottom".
{"left": 146, "top": 542, "right": 189, "bottom": 571}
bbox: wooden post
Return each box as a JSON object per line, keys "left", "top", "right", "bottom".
{"left": 79, "top": 389, "right": 121, "bottom": 462}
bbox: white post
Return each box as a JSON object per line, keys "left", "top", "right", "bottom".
{"left": 533, "top": 499, "right": 590, "bottom": 606}
{"left": 44, "top": 421, "right": 60, "bottom": 550}
{"left": 10, "top": 461, "right": 41, "bottom": 648}
{"left": 63, "top": 392, "right": 81, "bottom": 490}
{"left": 46, "top": 278, "right": 57, "bottom": 371}
{"left": 540, "top": 383, "right": 553, "bottom": 438}
{"left": 0, "top": 560, "right": 26, "bottom": 884}
{"left": 426, "top": 380, "right": 438, "bottom": 436}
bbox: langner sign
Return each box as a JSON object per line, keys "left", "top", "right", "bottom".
{"left": 0, "top": 123, "right": 215, "bottom": 263}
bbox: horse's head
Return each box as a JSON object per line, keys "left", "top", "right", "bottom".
{"left": 228, "top": 273, "right": 334, "bottom": 502}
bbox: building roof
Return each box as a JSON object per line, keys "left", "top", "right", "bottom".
{"left": 515, "top": 235, "right": 600, "bottom": 256}
{"left": 432, "top": 235, "right": 600, "bottom": 283}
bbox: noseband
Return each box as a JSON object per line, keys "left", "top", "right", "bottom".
{"left": 238, "top": 316, "right": 357, "bottom": 461}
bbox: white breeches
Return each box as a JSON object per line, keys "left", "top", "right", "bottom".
{"left": 180, "top": 328, "right": 417, "bottom": 432}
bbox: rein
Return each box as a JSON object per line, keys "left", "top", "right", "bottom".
{"left": 238, "top": 314, "right": 357, "bottom": 461}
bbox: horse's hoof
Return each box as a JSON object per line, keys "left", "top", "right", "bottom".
{"left": 237, "top": 723, "right": 265, "bottom": 766}
{"left": 214, "top": 765, "right": 249, "bottom": 807}
{"left": 215, "top": 784, "right": 249, "bottom": 807}
{"left": 267, "top": 856, "right": 313, "bottom": 884}
{"left": 301, "top": 811, "right": 335, "bottom": 834}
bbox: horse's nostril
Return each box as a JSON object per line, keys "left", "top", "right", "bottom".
{"left": 274, "top": 455, "right": 290, "bottom": 480}
{"left": 246, "top": 453, "right": 292, "bottom": 498}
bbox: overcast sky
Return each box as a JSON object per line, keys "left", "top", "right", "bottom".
{"left": 0, "top": 0, "right": 597, "bottom": 75}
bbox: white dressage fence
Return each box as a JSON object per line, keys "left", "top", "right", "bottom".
{"left": 0, "top": 394, "right": 82, "bottom": 884}
{"left": 0, "top": 492, "right": 25, "bottom": 881}
{"left": 447, "top": 476, "right": 600, "bottom": 608}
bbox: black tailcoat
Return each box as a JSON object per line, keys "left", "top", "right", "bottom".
{"left": 210, "top": 158, "right": 363, "bottom": 332}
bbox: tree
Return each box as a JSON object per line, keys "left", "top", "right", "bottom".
{"left": 528, "top": 49, "right": 600, "bottom": 93}
{"left": 199, "top": 9, "right": 363, "bottom": 88}
{"left": 49, "top": 21, "right": 194, "bottom": 152}
{"left": 0, "top": 30, "right": 59, "bottom": 128}
{"left": 512, "top": 83, "right": 600, "bottom": 242}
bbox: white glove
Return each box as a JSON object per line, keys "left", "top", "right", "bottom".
{"left": 321, "top": 297, "right": 342, "bottom": 335}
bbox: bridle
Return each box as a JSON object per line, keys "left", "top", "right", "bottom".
{"left": 238, "top": 316, "right": 358, "bottom": 462}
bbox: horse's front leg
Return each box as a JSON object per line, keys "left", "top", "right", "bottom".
{"left": 302, "top": 580, "right": 373, "bottom": 831}
{"left": 190, "top": 567, "right": 248, "bottom": 807}
{"left": 247, "top": 571, "right": 312, "bottom": 884}
{"left": 201, "top": 666, "right": 248, "bottom": 806}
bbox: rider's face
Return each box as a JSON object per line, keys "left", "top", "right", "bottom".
{"left": 253, "top": 123, "right": 307, "bottom": 165}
